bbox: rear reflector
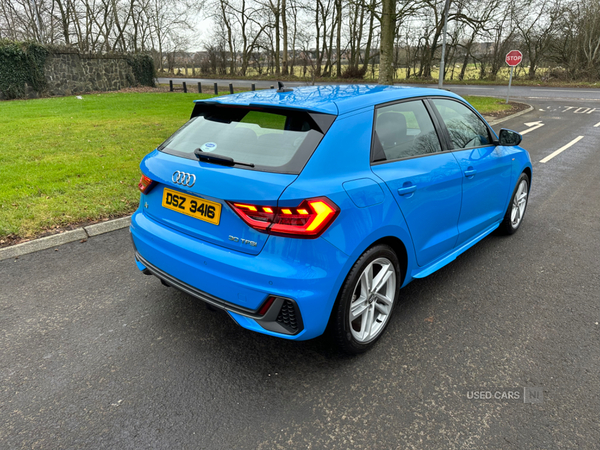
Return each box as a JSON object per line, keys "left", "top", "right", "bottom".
{"left": 227, "top": 197, "right": 339, "bottom": 238}
{"left": 138, "top": 174, "right": 155, "bottom": 194}
{"left": 258, "top": 296, "right": 276, "bottom": 316}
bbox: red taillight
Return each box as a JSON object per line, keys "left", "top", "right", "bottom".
{"left": 227, "top": 197, "right": 339, "bottom": 238}
{"left": 138, "top": 174, "right": 155, "bottom": 194}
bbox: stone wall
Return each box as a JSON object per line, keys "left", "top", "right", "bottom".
{"left": 44, "top": 50, "right": 137, "bottom": 96}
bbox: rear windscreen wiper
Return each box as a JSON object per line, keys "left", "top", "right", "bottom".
{"left": 194, "top": 148, "right": 255, "bottom": 168}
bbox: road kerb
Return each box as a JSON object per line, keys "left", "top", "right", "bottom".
{"left": 0, "top": 228, "right": 89, "bottom": 261}
{"left": 84, "top": 216, "right": 131, "bottom": 237}
{"left": 0, "top": 216, "right": 133, "bottom": 261}
{"left": 487, "top": 104, "right": 533, "bottom": 126}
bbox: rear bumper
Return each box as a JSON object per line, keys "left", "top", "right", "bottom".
{"left": 134, "top": 251, "right": 304, "bottom": 335}
{"left": 130, "top": 210, "right": 350, "bottom": 340}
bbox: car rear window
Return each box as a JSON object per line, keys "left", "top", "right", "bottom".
{"left": 158, "top": 105, "right": 333, "bottom": 174}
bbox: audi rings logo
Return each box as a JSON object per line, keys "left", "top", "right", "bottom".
{"left": 172, "top": 171, "right": 196, "bottom": 187}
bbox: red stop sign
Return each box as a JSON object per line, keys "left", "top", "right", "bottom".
{"left": 506, "top": 50, "right": 523, "bottom": 66}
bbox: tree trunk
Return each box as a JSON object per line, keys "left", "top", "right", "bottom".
{"left": 379, "top": 0, "right": 395, "bottom": 84}
{"left": 315, "top": 1, "right": 321, "bottom": 76}
{"left": 324, "top": 4, "right": 335, "bottom": 77}
{"left": 361, "top": 0, "right": 375, "bottom": 74}
{"left": 282, "top": 0, "right": 288, "bottom": 75}
{"left": 274, "top": 0, "right": 281, "bottom": 75}
{"left": 459, "top": 33, "right": 476, "bottom": 81}
{"left": 336, "top": 0, "right": 342, "bottom": 77}
{"left": 55, "top": 0, "right": 71, "bottom": 45}
{"left": 220, "top": 2, "right": 236, "bottom": 75}
{"left": 290, "top": 4, "right": 298, "bottom": 76}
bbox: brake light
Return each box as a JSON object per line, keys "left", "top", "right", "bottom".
{"left": 138, "top": 174, "right": 155, "bottom": 194}
{"left": 227, "top": 197, "right": 339, "bottom": 238}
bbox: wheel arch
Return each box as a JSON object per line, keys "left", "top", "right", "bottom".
{"left": 367, "top": 236, "right": 409, "bottom": 287}
{"left": 522, "top": 166, "right": 532, "bottom": 188}
{"left": 324, "top": 234, "right": 411, "bottom": 348}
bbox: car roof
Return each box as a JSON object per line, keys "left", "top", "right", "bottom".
{"left": 194, "top": 84, "right": 463, "bottom": 116}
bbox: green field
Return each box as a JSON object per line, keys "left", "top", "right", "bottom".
{"left": 168, "top": 64, "right": 581, "bottom": 85}
{"left": 0, "top": 91, "right": 512, "bottom": 242}
{"left": 172, "top": 64, "right": 496, "bottom": 80}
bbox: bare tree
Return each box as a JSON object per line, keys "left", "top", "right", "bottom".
{"left": 514, "top": 0, "right": 561, "bottom": 78}
{"left": 3, "top": 0, "right": 600, "bottom": 84}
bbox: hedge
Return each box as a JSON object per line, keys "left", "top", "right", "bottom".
{"left": 127, "top": 54, "right": 156, "bottom": 87}
{"left": 0, "top": 40, "right": 48, "bottom": 99}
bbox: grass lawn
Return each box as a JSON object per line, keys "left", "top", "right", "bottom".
{"left": 463, "top": 95, "right": 513, "bottom": 115}
{"left": 0, "top": 92, "right": 218, "bottom": 241}
{"left": 0, "top": 91, "right": 514, "bottom": 243}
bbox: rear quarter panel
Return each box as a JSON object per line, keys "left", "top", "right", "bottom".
{"left": 280, "top": 107, "right": 419, "bottom": 322}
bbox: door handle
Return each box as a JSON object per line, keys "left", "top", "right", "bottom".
{"left": 464, "top": 168, "right": 477, "bottom": 177}
{"left": 397, "top": 184, "right": 417, "bottom": 196}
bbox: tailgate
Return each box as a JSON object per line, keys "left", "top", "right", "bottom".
{"left": 140, "top": 151, "right": 297, "bottom": 255}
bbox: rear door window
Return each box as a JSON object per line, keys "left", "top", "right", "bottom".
{"left": 372, "top": 100, "right": 442, "bottom": 162}
{"left": 158, "top": 105, "right": 332, "bottom": 174}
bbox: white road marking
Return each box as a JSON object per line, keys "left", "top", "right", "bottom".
{"left": 540, "top": 136, "right": 584, "bottom": 163}
{"left": 535, "top": 89, "right": 600, "bottom": 93}
{"left": 521, "top": 122, "right": 545, "bottom": 134}
{"left": 559, "top": 106, "right": 597, "bottom": 114}
{"left": 594, "top": 122, "right": 600, "bottom": 127}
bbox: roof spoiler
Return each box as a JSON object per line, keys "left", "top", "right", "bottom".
{"left": 277, "top": 81, "right": 293, "bottom": 93}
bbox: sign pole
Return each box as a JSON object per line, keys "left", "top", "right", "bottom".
{"left": 438, "top": 0, "right": 451, "bottom": 89}
{"left": 504, "top": 50, "right": 521, "bottom": 103}
{"left": 506, "top": 66, "right": 514, "bottom": 104}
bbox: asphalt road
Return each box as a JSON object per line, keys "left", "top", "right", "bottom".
{"left": 1, "top": 93, "right": 599, "bottom": 449}
{"left": 158, "top": 76, "right": 600, "bottom": 101}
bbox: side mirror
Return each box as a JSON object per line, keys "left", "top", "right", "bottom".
{"left": 498, "top": 129, "right": 522, "bottom": 146}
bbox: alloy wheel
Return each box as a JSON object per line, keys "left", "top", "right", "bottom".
{"left": 511, "top": 179, "right": 528, "bottom": 228}
{"left": 349, "top": 257, "right": 397, "bottom": 343}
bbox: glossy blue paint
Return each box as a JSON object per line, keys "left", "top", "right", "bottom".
{"left": 371, "top": 153, "right": 463, "bottom": 267}
{"left": 196, "top": 84, "right": 465, "bottom": 115}
{"left": 343, "top": 179, "right": 385, "bottom": 208}
{"left": 452, "top": 145, "right": 513, "bottom": 246}
{"left": 141, "top": 150, "right": 296, "bottom": 254}
{"left": 131, "top": 85, "right": 532, "bottom": 341}
{"left": 412, "top": 221, "right": 500, "bottom": 279}
{"left": 131, "top": 210, "right": 349, "bottom": 339}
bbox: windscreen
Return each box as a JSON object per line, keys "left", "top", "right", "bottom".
{"left": 158, "top": 105, "right": 332, "bottom": 174}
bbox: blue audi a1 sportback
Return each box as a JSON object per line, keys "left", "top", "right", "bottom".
{"left": 130, "top": 85, "right": 532, "bottom": 353}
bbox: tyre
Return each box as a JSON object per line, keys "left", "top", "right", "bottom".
{"left": 331, "top": 244, "right": 401, "bottom": 354}
{"left": 498, "top": 172, "right": 530, "bottom": 235}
